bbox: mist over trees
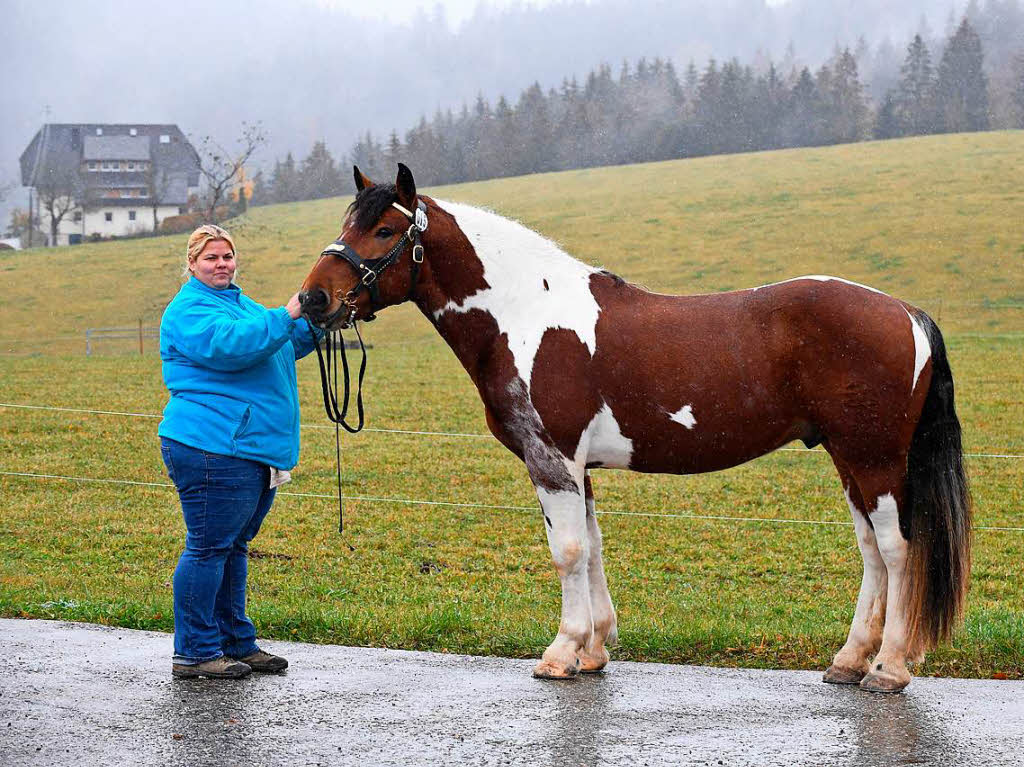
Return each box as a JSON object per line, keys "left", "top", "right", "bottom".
{"left": 5, "top": 0, "right": 1023, "bottom": 221}
{"left": 253, "top": 10, "right": 1022, "bottom": 204}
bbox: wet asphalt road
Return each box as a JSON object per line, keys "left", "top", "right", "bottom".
{"left": 0, "top": 619, "right": 1021, "bottom": 766}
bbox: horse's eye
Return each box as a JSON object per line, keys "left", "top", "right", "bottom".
{"left": 375, "top": 227, "right": 394, "bottom": 239}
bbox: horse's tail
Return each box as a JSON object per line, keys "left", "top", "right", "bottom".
{"left": 904, "top": 309, "right": 972, "bottom": 650}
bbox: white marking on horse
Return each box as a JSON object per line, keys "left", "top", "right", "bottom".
{"left": 577, "top": 403, "right": 633, "bottom": 469}
{"left": 905, "top": 309, "right": 931, "bottom": 393}
{"left": 843, "top": 487, "right": 887, "bottom": 659}
{"left": 432, "top": 200, "right": 602, "bottom": 391}
{"left": 751, "top": 275, "right": 888, "bottom": 295}
{"left": 870, "top": 493, "right": 911, "bottom": 669}
{"left": 668, "top": 404, "right": 697, "bottom": 429}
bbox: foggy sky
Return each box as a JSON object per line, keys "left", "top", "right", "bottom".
{"left": 1, "top": 0, "right": 961, "bottom": 222}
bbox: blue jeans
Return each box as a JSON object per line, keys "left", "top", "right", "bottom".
{"left": 160, "top": 437, "right": 276, "bottom": 664}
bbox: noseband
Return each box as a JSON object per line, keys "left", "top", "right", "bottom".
{"left": 318, "top": 199, "right": 428, "bottom": 325}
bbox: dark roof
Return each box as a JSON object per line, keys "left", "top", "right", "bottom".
{"left": 20, "top": 124, "right": 200, "bottom": 205}
{"left": 83, "top": 135, "right": 151, "bottom": 161}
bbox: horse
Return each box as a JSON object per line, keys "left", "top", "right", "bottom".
{"left": 298, "top": 163, "right": 971, "bottom": 693}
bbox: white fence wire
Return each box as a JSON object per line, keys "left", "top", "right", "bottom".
{"left": 1, "top": 399, "right": 1022, "bottom": 533}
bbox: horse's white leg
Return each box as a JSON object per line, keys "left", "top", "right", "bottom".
{"left": 824, "top": 487, "right": 887, "bottom": 684}
{"left": 531, "top": 464, "right": 592, "bottom": 679}
{"left": 860, "top": 492, "right": 914, "bottom": 692}
{"left": 579, "top": 472, "right": 616, "bottom": 673}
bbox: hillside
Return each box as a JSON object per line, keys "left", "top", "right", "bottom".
{"left": 2, "top": 131, "right": 1022, "bottom": 355}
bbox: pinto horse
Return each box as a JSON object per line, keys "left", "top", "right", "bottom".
{"left": 299, "top": 164, "right": 971, "bottom": 693}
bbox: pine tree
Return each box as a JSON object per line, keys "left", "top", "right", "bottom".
{"left": 299, "top": 141, "right": 343, "bottom": 200}
{"left": 270, "top": 153, "right": 299, "bottom": 203}
{"left": 385, "top": 131, "right": 402, "bottom": 171}
{"left": 828, "top": 48, "right": 869, "bottom": 143}
{"left": 1013, "top": 53, "right": 1024, "bottom": 128}
{"left": 935, "top": 18, "right": 990, "bottom": 132}
{"left": 895, "top": 35, "right": 937, "bottom": 136}
{"left": 874, "top": 93, "right": 901, "bottom": 139}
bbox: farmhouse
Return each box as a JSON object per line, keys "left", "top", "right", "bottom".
{"left": 19, "top": 124, "right": 200, "bottom": 246}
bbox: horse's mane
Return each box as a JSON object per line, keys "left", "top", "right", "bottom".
{"left": 349, "top": 189, "right": 627, "bottom": 288}
{"left": 347, "top": 184, "right": 399, "bottom": 231}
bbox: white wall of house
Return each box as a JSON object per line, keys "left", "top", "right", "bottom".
{"left": 40, "top": 203, "right": 184, "bottom": 245}
{"left": 83, "top": 205, "right": 181, "bottom": 238}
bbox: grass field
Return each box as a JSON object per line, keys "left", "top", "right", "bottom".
{"left": 1, "top": 132, "right": 1022, "bottom": 678}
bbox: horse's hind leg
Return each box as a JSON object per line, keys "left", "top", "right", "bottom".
{"left": 860, "top": 475, "right": 917, "bottom": 692}
{"left": 848, "top": 467, "right": 916, "bottom": 693}
{"left": 530, "top": 461, "right": 592, "bottom": 679}
{"left": 579, "top": 471, "right": 617, "bottom": 673}
{"left": 824, "top": 462, "right": 886, "bottom": 685}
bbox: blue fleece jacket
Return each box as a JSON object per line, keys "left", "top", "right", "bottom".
{"left": 158, "top": 277, "right": 322, "bottom": 469}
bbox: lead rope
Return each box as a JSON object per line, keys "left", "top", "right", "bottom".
{"left": 310, "top": 323, "right": 367, "bottom": 537}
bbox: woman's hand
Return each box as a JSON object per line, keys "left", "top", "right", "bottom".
{"left": 285, "top": 292, "right": 302, "bottom": 320}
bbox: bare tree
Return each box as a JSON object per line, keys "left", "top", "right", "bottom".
{"left": 34, "top": 167, "right": 80, "bottom": 246}
{"left": 193, "top": 122, "right": 266, "bottom": 223}
{"left": 143, "top": 164, "right": 174, "bottom": 232}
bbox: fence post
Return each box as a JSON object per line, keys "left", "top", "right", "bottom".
{"left": 138, "top": 318, "right": 144, "bottom": 356}
{"left": 86, "top": 328, "right": 92, "bottom": 356}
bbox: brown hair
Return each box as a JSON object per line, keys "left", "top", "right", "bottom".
{"left": 183, "top": 224, "right": 236, "bottom": 279}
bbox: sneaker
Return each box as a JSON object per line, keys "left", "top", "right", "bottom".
{"left": 172, "top": 656, "right": 252, "bottom": 679}
{"left": 235, "top": 649, "right": 288, "bottom": 673}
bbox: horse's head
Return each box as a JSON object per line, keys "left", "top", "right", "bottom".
{"left": 300, "top": 163, "right": 427, "bottom": 329}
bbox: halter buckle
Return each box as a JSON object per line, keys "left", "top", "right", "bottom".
{"left": 412, "top": 244, "right": 424, "bottom": 263}
{"left": 360, "top": 267, "right": 377, "bottom": 285}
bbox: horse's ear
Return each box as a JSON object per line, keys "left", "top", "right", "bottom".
{"left": 353, "top": 165, "right": 374, "bottom": 192}
{"left": 396, "top": 163, "right": 417, "bottom": 209}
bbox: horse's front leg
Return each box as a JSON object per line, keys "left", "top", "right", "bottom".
{"left": 530, "top": 461, "right": 591, "bottom": 679}
{"left": 579, "top": 471, "right": 616, "bottom": 673}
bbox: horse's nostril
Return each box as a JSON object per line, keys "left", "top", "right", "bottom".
{"left": 299, "top": 289, "right": 329, "bottom": 310}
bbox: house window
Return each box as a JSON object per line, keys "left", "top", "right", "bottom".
{"left": 73, "top": 211, "right": 82, "bottom": 223}
{"left": 96, "top": 128, "right": 103, "bottom": 136}
{"left": 139, "top": 190, "right": 148, "bottom": 198}
{"left": 159, "top": 134, "right": 170, "bottom": 144}
{"left": 129, "top": 211, "right": 136, "bottom": 221}
{"left": 178, "top": 207, "right": 185, "bottom": 215}
{"left": 127, "top": 162, "right": 135, "bottom": 171}
{"left": 87, "top": 162, "right": 97, "bottom": 171}
{"left": 104, "top": 212, "right": 113, "bottom": 222}
{"left": 129, "top": 128, "right": 137, "bottom": 136}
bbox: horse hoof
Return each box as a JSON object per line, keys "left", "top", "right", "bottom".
{"left": 578, "top": 648, "right": 610, "bottom": 674}
{"left": 860, "top": 668, "right": 911, "bottom": 693}
{"left": 532, "top": 658, "right": 580, "bottom": 680}
{"left": 823, "top": 664, "right": 866, "bottom": 685}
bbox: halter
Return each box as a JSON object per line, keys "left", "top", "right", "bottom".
{"left": 318, "top": 199, "right": 428, "bottom": 325}
{"left": 308, "top": 197, "right": 428, "bottom": 535}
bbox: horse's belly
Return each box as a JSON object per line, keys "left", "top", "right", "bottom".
{"left": 591, "top": 395, "right": 806, "bottom": 476}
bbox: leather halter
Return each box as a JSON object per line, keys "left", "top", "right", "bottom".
{"left": 318, "top": 199, "right": 428, "bottom": 325}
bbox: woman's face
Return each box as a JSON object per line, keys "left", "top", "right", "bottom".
{"left": 192, "top": 239, "right": 236, "bottom": 289}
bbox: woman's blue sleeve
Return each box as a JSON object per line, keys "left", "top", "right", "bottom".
{"left": 290, "top": 318, "right": 325, "bottom": 360}
{"left": 167, "top": 303, "right": 295, "bottom": 371}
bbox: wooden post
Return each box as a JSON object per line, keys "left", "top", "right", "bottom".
{"left": 138, "top": 318, "right": 144, "bottom": 355}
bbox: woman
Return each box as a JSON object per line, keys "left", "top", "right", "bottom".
{"left": 159, "top": 224, "right": 322, "bottom": 679}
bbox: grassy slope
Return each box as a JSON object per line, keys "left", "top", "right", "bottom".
{"left": 1, "top": 132, "right": 1022, "bottom": 677}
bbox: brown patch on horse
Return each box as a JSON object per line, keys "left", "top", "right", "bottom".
{"left": 432, "top": 309, "right": 575, "bottom": 493}
{"left": 530, "top": 327, "right": 602, "bottom": 460}
{"left": 414, "top": 198, "right": 490, "bottom": 314}
{"left": 588, "top": 274, "right": 803, "bottom": 473}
